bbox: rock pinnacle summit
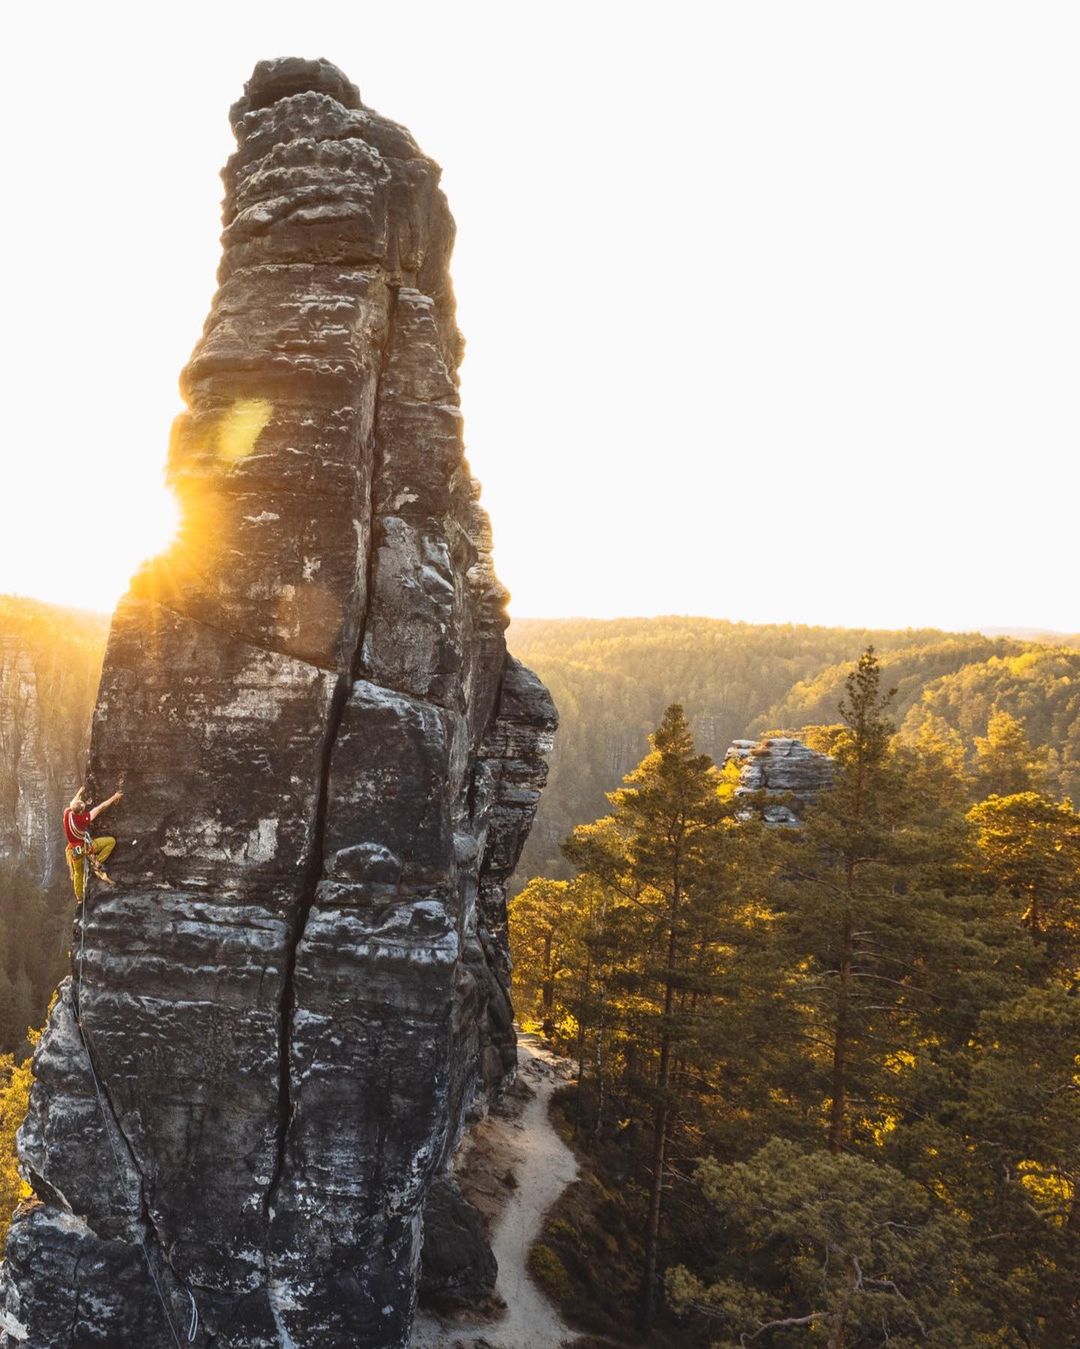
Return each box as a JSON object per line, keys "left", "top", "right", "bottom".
{"left": 0, "top": 58, "right": 555, "bottom": 1348}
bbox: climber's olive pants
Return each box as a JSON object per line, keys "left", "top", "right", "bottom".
{"left": 65, "top": 837, "right": 115, "bottom": 902}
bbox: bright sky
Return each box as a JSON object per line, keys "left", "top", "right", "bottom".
{"left": 1, "top": 2, "right": 1077, "bottom": 632}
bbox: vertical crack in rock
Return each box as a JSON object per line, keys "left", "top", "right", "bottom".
{"left": 20, "top": 973, "right": 196, "bottom": 1342}
{"left": 268, "top": 288, "right": 397, "bottom": 1215}
{"left": 349, "top": 292, "right": 398, "bottom": 684}
{"left": 265, "top": 673, "right": 347, "bottom": 1216}
{"left": 1, "top": 58, "right": 555, "bottom": 1349}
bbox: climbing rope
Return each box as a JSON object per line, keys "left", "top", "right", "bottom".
{"left": 75, "top": 878, "right": 199, "bottom": 1346}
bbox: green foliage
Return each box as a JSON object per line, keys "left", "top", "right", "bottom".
{"left": 508, "top": 618, "right": 994, "bottom": 882}
{"left": 969, "top": 788, "right": 1080, "bottom": 885}
{"left": 527, "top": 1242, "right": 575, "bottom": 1304}
{"left": 668, "top": 1139, "right": 986, "bottom": 1347}
{"left": 537, "top": 1091, "right": 668, "bottom": 1342}
{"left": 508, "top": 619, "right": 1080, "bottom": 887}
{"left": 967, "top": 791, "right": 1080, "bottom": 947}
{"left": 904, "top": 985, "right": 1080, "bottom": 1344}
{"left": 561, "top": 704, "right": 779, "bottom": 1321}
{"left": 965, "top": 985, "right": 1080, "bottom": 1166}
{"left": 0, "top": 1035, "right": 35, "bottom": 1247}
{"left": 515, "top": 646, "right": 1080, "bottom": 1346}
{"left": 904, "top": 647, "right": 1080, "bottom": 804}
{"left": 508, "top": 878, "right": 578, "bottom": 1034}
{"left": 972, "top": 709, "right": 1049, "bottom": 798}
{"left": 759, "top": 635, "right": 1021, "bottom": 735}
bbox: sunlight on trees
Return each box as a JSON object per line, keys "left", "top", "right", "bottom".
{"left": 0, "top": 1039, "right": 34, "bottom": 1247}
{"left": 514, "top": 647, "right": 1080, "bottom": 1345}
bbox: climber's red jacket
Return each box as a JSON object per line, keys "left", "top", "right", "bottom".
{"left": 63, "top": 808, "right": 92, "bottom": 849}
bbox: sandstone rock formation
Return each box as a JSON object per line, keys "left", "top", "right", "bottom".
{"left": 0, "top": 599, "right": 106, "bottom": 889}
{"left": 417, "top": 1176, "right": 499, "bottom": 1313}
{"left": 726, "top": 736, "right": 833, "bottom": 825}
{"left": 0, "top": 57, "right": 555, "bottom": 1349}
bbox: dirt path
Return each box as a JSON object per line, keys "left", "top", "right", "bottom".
{"left": 411, "top": 1036, "right": 580, "bottom": 1348}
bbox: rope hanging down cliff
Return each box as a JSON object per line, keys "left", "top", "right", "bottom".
{"left": 74, "top": 880, "right": 199, "bottom": 1345}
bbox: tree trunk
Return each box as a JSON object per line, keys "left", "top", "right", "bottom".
{"left": 641, "top": 897, "right": 680, "bottom": 1325}
{"left": 575, "top": 946, "right": 592, "bottom": 1138}
{"left": 826, "top": 1252, "right": 857, "bottom": 1349}
{"left": 1023, "top": 886, "right": 1041, "bottom": 934}
{"left": 541, "top": 930, "right": 555, "bottom": 1037}
{"left": 641, "top": 1036, "right": 673, "bottom": 1325}
{"left": 593, "top": 980, "right": 607, "bottom": 1139}
{"left": 828, "top": 907, "right": 853, "bottom": 1156}
{"left": 830, "top": 721, "right": 865, "bottom": 1157}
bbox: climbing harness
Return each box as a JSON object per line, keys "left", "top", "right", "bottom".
{"left": 76, "top": 825, "right": 109, "bottom": 886}
{"left": 74, "top": 882, "right": 200, "bottom": 1345}
{"left": 64, "top": 807, "right": 110, "bottom": 893}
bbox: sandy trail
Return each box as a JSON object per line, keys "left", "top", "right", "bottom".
{"left": 411, "top": 1036, "right": 580, "bottom": 1348}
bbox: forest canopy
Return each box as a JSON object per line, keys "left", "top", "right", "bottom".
{"left": 510, "top": 648, "right": 1080, "bottom": 1346}
{"left": 507, "top": 617, "right": 1080, "bottom": 882}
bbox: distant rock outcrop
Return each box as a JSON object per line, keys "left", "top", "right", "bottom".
{"left": 1, "top": 58, "right": 555, "bottom": 1349}
{"left": 726, "top": 736, "right": 833, "bottom": 825}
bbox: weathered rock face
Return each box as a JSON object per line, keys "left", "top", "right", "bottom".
{"left": 726, "top": 736, "right": 833, "bottom": 825}
{"left": 0, "top": 599, "right": 106, "bottom": 888}
{"left": 417, "top": 1177, "right": 498, "bottom": 1312}
{"left": 0, "top": 58, "right": 555, "bottom": 1349}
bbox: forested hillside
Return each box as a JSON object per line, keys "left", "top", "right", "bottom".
{"left": 905, "top": 647, "right": 1080, "bottom": 800}
{"left": 510, "top": 653, "right": 1080, "bottom": 1345}
{"left": 508, "top": 618, "right": 1080, "bottom": 882}
{"left": 763, "top": 643, "right": 1080, "bottom": 804}
{"left": 755, "top": 635, "right": 1022, "bottom": 734}
{"left": 0, "top": 597, "right": 107, "bottom": 882}
{"left": 0, "top": 597, "right": 107, "bottom": 1056}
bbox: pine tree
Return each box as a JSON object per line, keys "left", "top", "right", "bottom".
{"left": 967, "top": 791, "right": 1080, "bottom": 953}
{"left": 779, "top": 648, "right": 908, "bottom": 1154}
{"left": 508, "top": 877, "right": 577, "bottom": 1036}
{"left": 772, "top": 647, "right": 1023, "bottom": 1156}
{"left": 509, "top": 649, "right": 1080, "bottom": 1344}
{"left": 972, "top": 708, "right": 1048, "bottom": 798}
{"left": 564, "top": 704, "right": 734, "bottom": 1324}
{"left": 668, "top": 1138, "right": 986, "bottom": 1346}
{"left": 899, "top": 708, "right": 970, "bottom": 816}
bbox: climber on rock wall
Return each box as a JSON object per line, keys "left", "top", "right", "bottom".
{"left": 63, "top": 787, "right": 122, "bottom": 901}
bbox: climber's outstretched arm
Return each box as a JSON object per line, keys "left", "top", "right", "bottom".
{"left": 89, "top": 791, "right": 123, "bottom": 823}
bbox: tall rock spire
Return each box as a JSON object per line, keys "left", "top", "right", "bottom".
{"left": 1, "top": 58, "right": 555, "bottom": 1348}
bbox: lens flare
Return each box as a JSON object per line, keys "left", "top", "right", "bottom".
{"left": 216, "top": 399, "right": 273, "bottom": 466}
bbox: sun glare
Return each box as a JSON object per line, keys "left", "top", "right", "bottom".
{"left": 4, "top": 476, "right": 183, "bottom": 617}
{"left": 2, "top": 7, "right": 1077, "bottom": 633}
{"left": 95, "top": 482, "right": 183, "bottom": 614}
{"left": 215, "top": 399, "right": 274, "bottom": 466}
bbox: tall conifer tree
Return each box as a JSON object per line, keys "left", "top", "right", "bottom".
{"left": 564, "top": 704, "right": 732, "bottom": 1323}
